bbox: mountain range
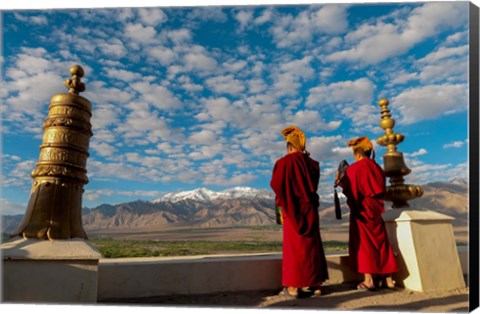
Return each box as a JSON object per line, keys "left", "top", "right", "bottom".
{"left": 1, "top": 179, "right": 469, "bottom": 236}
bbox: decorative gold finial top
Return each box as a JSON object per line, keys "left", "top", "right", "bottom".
{"left": 375, "top": 97, "right": 423, "bottom": 209}
{"left": 64, "top": 65, "right": 86, "bottom": 95}
{"left": 378, "top": 98, "right": 389, "bottom": 107}
{"left": 376, "top": 98, "right": 403, "bottom": 150}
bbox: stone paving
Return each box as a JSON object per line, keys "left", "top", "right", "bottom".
{"left": 102, "top": 282, "right": 470, "bottom": 312}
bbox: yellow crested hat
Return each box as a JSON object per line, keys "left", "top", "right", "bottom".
{"left": 347, "top": 136, "right": 375, "bottom": 159}
{"left": 281, "top": 125, "right": 306, "bottom": 152}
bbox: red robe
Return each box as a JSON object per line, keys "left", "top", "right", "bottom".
{"left": 270, "top": 152, "right": 328, "bottom": 287}
{"left": 342, "top": 158, "right": 398, "bottom": 274}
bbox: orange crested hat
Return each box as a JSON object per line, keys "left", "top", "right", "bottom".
{"left": 347, "top": 136, "right": 375, "bottom": 159}
{"left": 281, "top": 125, "right": 306, "bottom": 152}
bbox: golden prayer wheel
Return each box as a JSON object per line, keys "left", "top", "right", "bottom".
{"left": 376, "top": 98, "right": 423, "bottom": 209}
{"left": 12, "top": 65, "right": 93, "bottom": 240}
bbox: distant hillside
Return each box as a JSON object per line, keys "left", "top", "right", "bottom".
{"left": 1, "top": 180, "right": 469, "bottom": 235}
{"left": 1, "top": 214, "right": 24, "bottom": 238}
{"left": 407, "top": 179, "right": 468, "bottom": 226}
{"left": 82, "top": 198, "right": 277, "bottom": 231}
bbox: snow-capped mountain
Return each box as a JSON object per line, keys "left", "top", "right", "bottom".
{"left": 1, "top": 180, "right": 468, "bottom": 235}
{"left": 153, "top": 187, "right": 274, "bottom": 203}
{"left": 448, "top": 177, "right": 468, "bottom": 186}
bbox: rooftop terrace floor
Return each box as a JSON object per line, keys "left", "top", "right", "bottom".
{"left": 101, "top": 282, "right": 469, "bottom": 312}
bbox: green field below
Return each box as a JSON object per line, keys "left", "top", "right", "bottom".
{"left": 90, "top": 238, "right": 349, "bottom": 258}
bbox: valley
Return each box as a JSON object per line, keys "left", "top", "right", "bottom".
{"left": 2, "top": 179, "right": 470, "bottom": 257}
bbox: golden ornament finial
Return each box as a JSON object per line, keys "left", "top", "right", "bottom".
{"left": 376, "top": 98, "right": 423, "bottom": 209}
{"left": 64, "top": 65, "right": 86, "bottom": 95}
{"left": 12, "top": 64, "right": 93, "bottom": 240}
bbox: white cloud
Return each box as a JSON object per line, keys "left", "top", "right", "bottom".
{"left": 237, "top": 129, "right": 284, "bottom": 158}
{"left": 254, "top": 8, "right": 273, "bottom": 25}
{"left": 87, "top": 159, "right": 148, "bottom": 181}
{"left": 235, "top": 10, "right": 254, "bottom": 31}
{"left": 415, "top": 46, "right": 468, "bottom": 84}
{"left": 0, "top": 198, "right": 26, "bottom": 216}
{"left": 183, "top": 52, "right": 218, "bottom": 72}
{"left": 408, "top": 148, "right": 428, "bottom": 157}
{"left": 306, "top": 77, "right": 375, "bottom": 108}
{"left": 418, "top": 45, "right": 468, "bottom": 64}
{"left": 2, "top": 49, "right": 80, "bottom": 132}
{"left": 407, "top": 160, "right": 468, "bottom": 185}
{"left": 198, "top": 159, "right": 257, "bottom": 186}
{"left": 98, "top": 39, "right": 127, "bottom": 59}
{"left": 125, "top": 23, "right": 157, "bottom": 44}
{"left": 341, "top": 103, "right": 379, "bottom": 128}
{"left": 443, "top": 141, "right": 465, "bottom": 149}
{"left": 198, "top": 96, "right": 284, "bottom": 134}
{"left": 270, "top": 5, "right": 348, "bottom": 48}
{"left": 199, "top": 97, "right": 235, "bottom": 123}
{"left": 84, "top": 189, "right": 164, "bottom": 202}
{"left": 279, "top": 56, "right": 314, "bottom": 79}
{"left": 90, "top": 142, "right": 117, "bottom": 157}
{"left": 223, "top": 59, "right": 248, "bottom": 73}
{"left": 189, "top": 129, "right": 217, "bottom": 145}
{"left": 166, "top": 28, "right": 192, "bottom": 44}
{"left": 393, "top": 84, "right": 467, "bottom": 124}
{"left": 177, "top": 75, "right": 204, "bottom": 92}
{"left": 2, "top": 159, "right": 36, "bottom": 187}
{"left": 91, "top": 104, "right": 122, "bottom": 130}
{"left": 187, "top": 7, "right": 228, "bottom": 23}
{"left": 13, "top": 13, "right": 48, "bottom": 25}
{"left": 247, "top": 78, "right": 267, "bottom": 94}
{"left": 388, "top": 43, "right": 468, "bottom": 86}
{"left": 124, "top": 152, "right": 195, "bottom": 174}
{"left": 84, "top": 81, "right": 135, "bottom": 107}
{"left": 112, "top": 102, "right": 174, "bottom": 145}
{"left": 104, "top": 68, "right": 143, "bottom": 82}
{"left": 148, "top": 46, "right": 177, "bottom": 66}
{"left": 273, "top": 56, "right": 314, "bottom": 96}
{"left": 389, "top": 71, "right": 420, "bottom": 85}
{"left": 188, "top": 143, "right": 224, "bottom": 160}
{"left": 445, "top": 31, "right": 467, "bottom": 45}
{"left": 206, "top": 74, "right": 245, "bottom": 95}
{"left": 149, "top": 142, "right": 185, "bottom": 155}
{"left": 327, "top": 2, "right": 468, "bottom": 65}
{"left": 2, "top": 3, "right": 470, "bottom": 209}
{"left": 93, "top": 129, "right": 117, "bottom": 143}
{"left": 308, "top": 135, "right": 351, "bottom": 161}
{"left": 137, "top": 8, "right": 167, "bottom": 26}
{"left": 5, "top": 70, "right": 63, "bottom": 113}
{"left": 289, "top": 110, "right": 342, "bottom": 132}
{"left": 131, "top": 81, "right": 182, "bottom": 110}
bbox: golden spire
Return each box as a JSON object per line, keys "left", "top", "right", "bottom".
{"left": 376, "top": 98, "right": 423, "bottom": 209}
{"left": 11, "top": 65, "right": 93, "bottom": 239}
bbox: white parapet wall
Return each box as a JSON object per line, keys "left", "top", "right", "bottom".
{"left": 98, "top": 253, "right": 283, "bottom": 301}
{"left": 98, "top": 252, "right": 361, "bottom": 301}
{"left": 97, "top": 248, "right": 468, "bottom": 301}
{"left": 2, "top": 242, "right": 467, "bottom": 302}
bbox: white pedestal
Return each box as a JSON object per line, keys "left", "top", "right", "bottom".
{"left": 382, "top": 209, "right": 466, "bottom": 292}
{"left": 1, "top": 238, "right": 101, "bottom": 304}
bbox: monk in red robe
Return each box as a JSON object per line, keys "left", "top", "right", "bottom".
{"left": 336, "top": 136, "right": 398, "bottom": 290}
{"left": 270, "top": 126, "right": 328, "bottom": 298}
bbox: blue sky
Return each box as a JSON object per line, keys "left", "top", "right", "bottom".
{"left": 0, "top": 1, "right": 471, "bottom": 214}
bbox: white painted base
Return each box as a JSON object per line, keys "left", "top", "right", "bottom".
{"left": 382, "top": 209, "right": 466, "bottom": 292}
{"left": 1, "top": 238, "right": 101, "bottom": 304}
